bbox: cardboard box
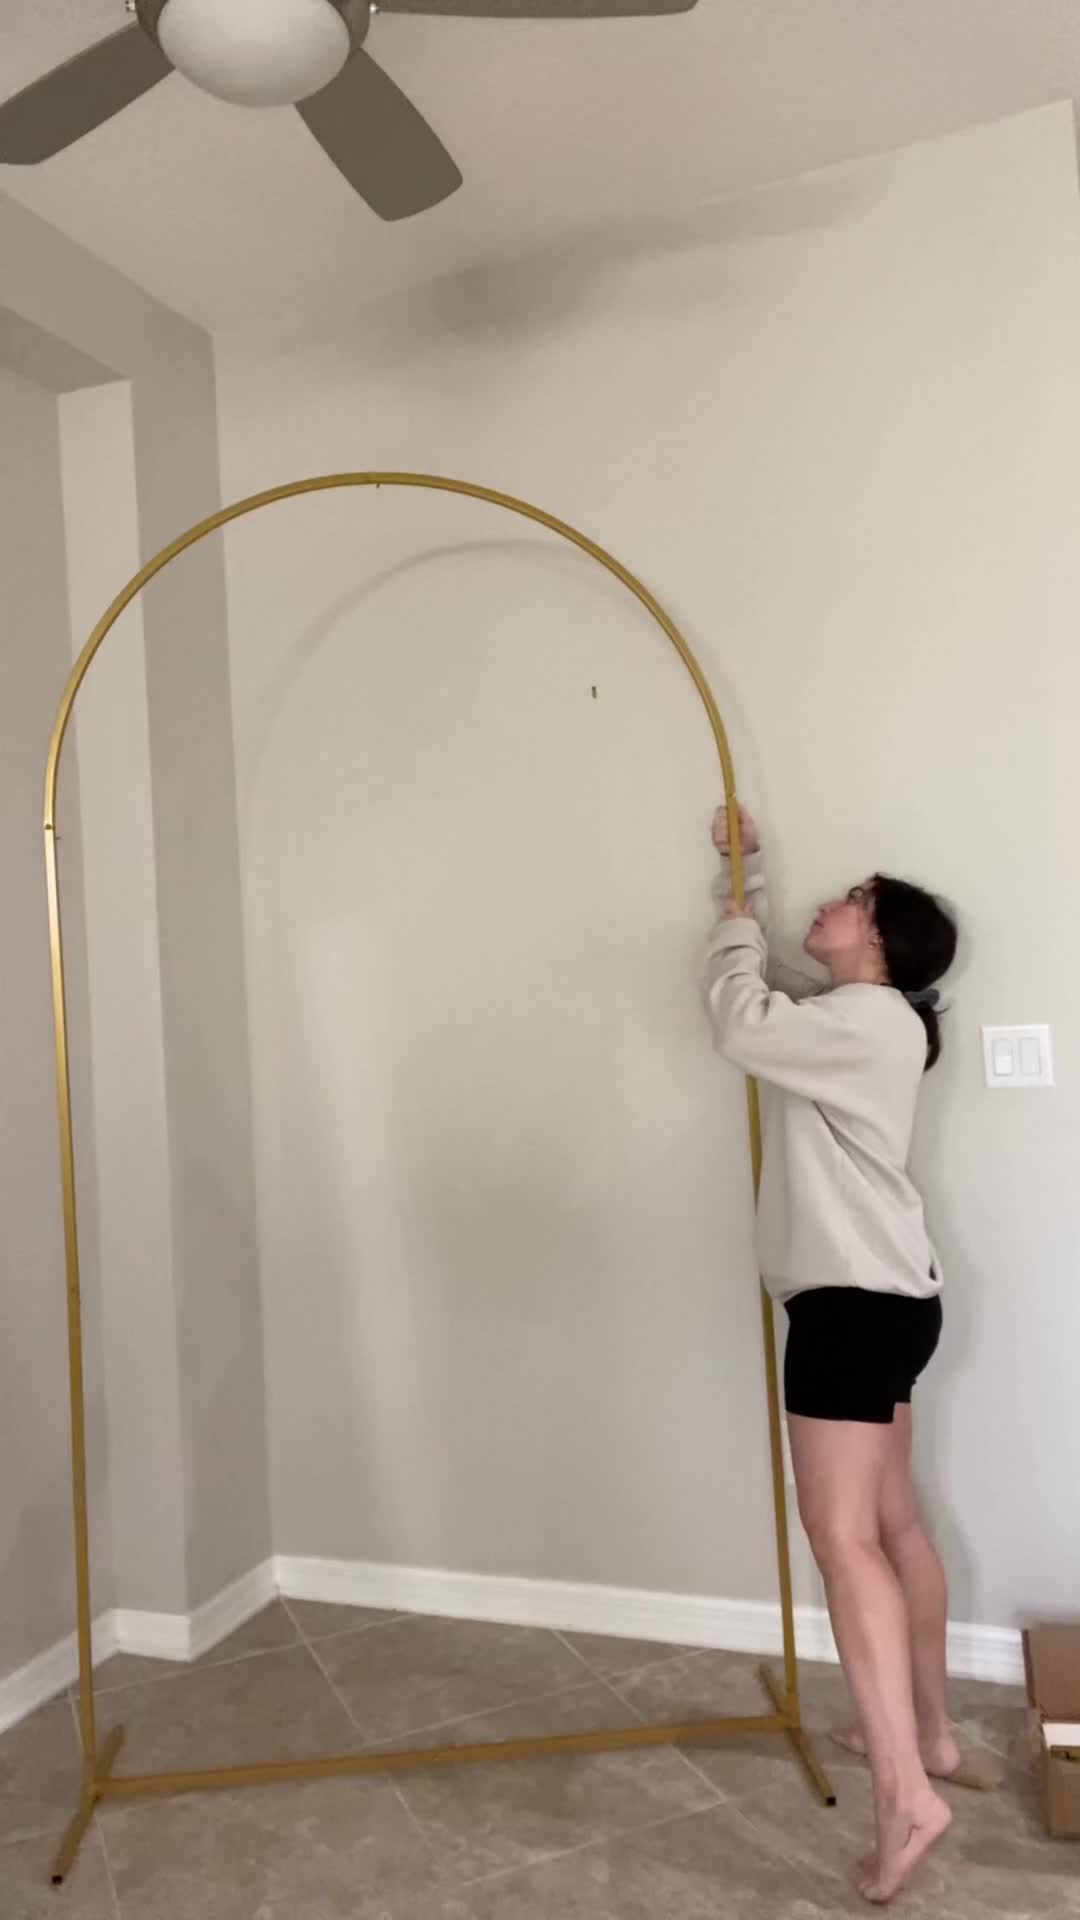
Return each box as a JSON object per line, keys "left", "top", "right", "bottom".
{"left": 1023, "top": 1624, "right": 1080, "bottom": 1839}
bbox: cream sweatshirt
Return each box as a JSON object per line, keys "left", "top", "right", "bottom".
{"left": 702, "top": 854, "right": 941, "bottom": 1304}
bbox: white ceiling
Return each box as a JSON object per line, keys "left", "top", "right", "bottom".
{"left": 2, "top": 1, "right": 1079, "bottom": 335}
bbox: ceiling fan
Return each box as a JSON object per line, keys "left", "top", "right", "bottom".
{"left": 0, "top": 0, "right": 699, "bottom": 222}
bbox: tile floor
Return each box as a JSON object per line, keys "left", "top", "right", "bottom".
{"left": 2, "top": 1600, "right": 1076, "bottom": 1918}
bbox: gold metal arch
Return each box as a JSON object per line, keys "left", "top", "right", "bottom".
{"left": 43, "top": 472, "right": 833, "bottom": 1887}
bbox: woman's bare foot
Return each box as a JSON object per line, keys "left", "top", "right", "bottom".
{"left": 831, "top": 1723, "right": 1003, "bottom": 1791}
{"left": 855, "top": 1791, "right": 953, "bottom": 1905}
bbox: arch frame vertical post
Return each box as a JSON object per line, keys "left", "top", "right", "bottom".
{"left": 42, "top": 472, "right": 834, "bottom": 1887}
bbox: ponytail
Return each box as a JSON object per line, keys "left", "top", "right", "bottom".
{"left": 872, "top": 877, "right": 958, "bottom": 1072}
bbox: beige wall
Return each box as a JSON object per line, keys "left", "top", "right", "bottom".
{"left": 129, "top": 335, "right": 270, "bottom": 1611}
{"left": 217, "top": 103, "right": 1080, "bottom": 1629}
{"left": 58, "top": 382, "right": 188, "bottom": 1615}
{"left": 0, "top": 194, "right": 268, "bottom": 1686}
{"left": 0, "top": 365, "right": 112, "bottom": 1676}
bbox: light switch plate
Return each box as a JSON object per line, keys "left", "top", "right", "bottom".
{"left": 982, "top": 1025, "right": 1054, "bottom": 1089}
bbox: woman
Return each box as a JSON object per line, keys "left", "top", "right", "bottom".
{"left": 703, "top": 806, "right": 990, "bottom": 1906}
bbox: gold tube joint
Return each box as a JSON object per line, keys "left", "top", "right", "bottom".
{"left": 50, "top": 1725, "right": 125, "bottom": 1886}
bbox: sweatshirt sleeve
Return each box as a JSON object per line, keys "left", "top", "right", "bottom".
{"left": 702, "top": 916, "right": 876, "bottom": 1106}
{"left": 711, "top": 850, "right": 767, "bottom": 927}
{"left": 711, "top": 850, "right": 823, "bottom": 1003}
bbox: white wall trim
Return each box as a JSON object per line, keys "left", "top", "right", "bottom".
{"left": 273, "top": 1555, "right": 1026, "bottom": 1688}
{"left": 0, "top": 1615, "right": 117, "bottom": 1738}
{"left": 0, "top": 1562, "right": 276, "bottom": 1736}
{"left": 188, "top": 1559, "right": 277, "bottom": 1662}
{"left": 111, "top": 1560, "right": 277, "bottom": 1665}
{"left": 109, "top": 1606, "right": 187, "bottom": 1665}
{"left": 0, "top": 1554, "right": 1023, "bottom": 1737}
{"left": 944, "top": 1619, "right": 1026, "bottom": 1689}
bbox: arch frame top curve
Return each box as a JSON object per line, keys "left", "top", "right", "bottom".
{"left": 44, "top": 471, "right": 745, "bottom": 899}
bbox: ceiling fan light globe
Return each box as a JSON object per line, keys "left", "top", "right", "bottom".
{"left": 157, "top": 0, "right": 350, "bottom": 108}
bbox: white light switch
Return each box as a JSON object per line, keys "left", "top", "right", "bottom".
{"left": 982, "top": 1025, "right": 1053, "bottom": 1089}
{"left": 1019, "top": 1036, "right": 1041, "bottom": 1077}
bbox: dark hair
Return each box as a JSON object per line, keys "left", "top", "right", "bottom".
{"left": 871, "top": 875, "right": 958, "bottom": 1071}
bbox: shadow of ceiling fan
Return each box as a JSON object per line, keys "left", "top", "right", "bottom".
{"left": 0, "top": 0, "right": 699, "bottom": 222}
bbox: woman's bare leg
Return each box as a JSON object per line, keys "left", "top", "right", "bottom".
{"left": 832, "top": 1410, "right": 1001, "bottom": 1789}
{"left": 788, "top": 1413, "right": 952, "bottom": 1903}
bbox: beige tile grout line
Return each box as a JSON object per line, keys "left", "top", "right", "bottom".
{"left": 74, "top": 1598, "right": 709, "bottom": 1705}
{"left": 286, "top": 1602, "right": 728, "bottom": 1891}
{"left": 0, "top": 1826, "right": 70, "bottom": 1854}
{"left": 550, "top": 1629, "right": 725, "bottom": 1806}
{"left": 343, "top": 1631, "right": 710, "bottom": 1756}
{"left": 41, "top": 1605, "right": 722, "bottom": 1905}
{"left": 83, "top": 1604, "right": 719, "bottom": 1760}
{"left": 266, "top": 1604, "right": 402, "bottom": 1648}
{"left": 36, "top": 1620, "right": 1021, "bottom": 1910}
{"left": 354, "top": 1616, "right": 734, "bottom": 1900}
{"left": 429, "top": 1623, "right": 830, "bottom": 1903}
{"left": 369, "top": 1625, "right": 731, "bottom": 1895}
{"left": 63, "top": 1688, "right": 123, "bottom": 1919}
{"left": 449, "top": 1792, "right": 736, "bottom": 1898}
{"left": 0, "top": 1696, "right": 86, "bottom": 1853}
{"left": 55, "top": 1600, "right": 646, "bottom": 1753}
{"left": 279, "top": 1596, "right": 435, "bottom": 1849}
{"left": 69, "top": 1642, "right": 283, "bottom": 1699}
{"left": 94, "top": 1816, "right": 124, "bottom": 1920}
{"left": 279, "top": 1609, "right": 676, "bottom": 1756}
{"left": 71, "top": 1601, "right": 404, "bottom": 1700}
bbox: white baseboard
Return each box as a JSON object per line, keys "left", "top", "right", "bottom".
{"left": 111, "top": 1560, "right": 276, "bottom": 1665}
{"left": 0, "top": 1614, "right": 117, "bottom": 1737}
{"left": 188, "top": 1559, "right": 277, "bottom": 1661}
{"left": 274, "top": 1554, "right": 1026, "bottom": 1688}
{"left": 0, "top": 1562, "right": 276, "bottom": 1736}
{"left": 110, "top": 1605, "right": 189, "bottom": 1665}
{"left": 276, "top": 1553, "right": 802, "bottom": 1658}
{"left": 945, "top": 1619, "right": 1025, "bottom": 1688}
{"left": 0, "top": 1554, "right": 1024, "bottom": 1739}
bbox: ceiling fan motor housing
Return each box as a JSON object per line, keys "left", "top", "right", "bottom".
{"left": 138, "top": 0, "right": 373, "bottom": 108}
{"left": 137, "top": 0, "right": 372, "bottom": 46}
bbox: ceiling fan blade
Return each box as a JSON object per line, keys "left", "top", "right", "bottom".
{"left": 297, "top": 50, "right": 462, "bottom": 221}
{"left": 378, "top": 1, "right": 697, "bottom": 15}
{"left": 0, "top": 26, "right": 172, "bottom": 164}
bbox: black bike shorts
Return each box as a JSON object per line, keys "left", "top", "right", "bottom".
{"left": 783, "top": 1286, "right": 943, "bottom": 1425}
